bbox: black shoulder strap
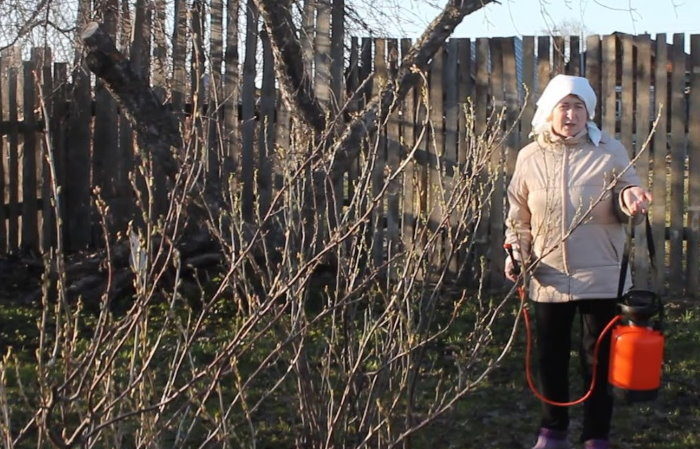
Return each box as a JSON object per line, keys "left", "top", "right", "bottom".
{"left": 617, "top": 214, "right": 655, "bottom": 300}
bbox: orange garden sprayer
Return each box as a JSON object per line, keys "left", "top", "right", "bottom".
{"left": 506, "top": 215, "right": 664, "bottom": 406}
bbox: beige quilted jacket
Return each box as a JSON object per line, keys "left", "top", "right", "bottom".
{"left": 505, "top": 126, "right": 641, "bottom": 302}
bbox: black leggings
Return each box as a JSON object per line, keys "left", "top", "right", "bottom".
{"left": 533, "top": 299, "right": 618, "bottom": 442}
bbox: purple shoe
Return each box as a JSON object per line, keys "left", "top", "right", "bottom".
{"left": 531, "top": 428, "right": 571, "bottom": 449}
{"left": 583, "top": 439, "right": 609, "bottom": 449}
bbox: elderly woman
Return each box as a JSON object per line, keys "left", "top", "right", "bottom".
{"left": 504, "top": 75, "right": 652, "bottom": 449}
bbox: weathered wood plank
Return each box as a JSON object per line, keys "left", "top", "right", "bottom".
{"left": 473, "top": 38, "right": 490, "bottom": 262}
{"left": 428, "top": 43, "right": 445, "bottom": 267}
{"left": 224, "top": 0, "right": 240, "bottom": 172}
{"left": 346, "top": 37, "right": 360, "bottom": 203}
{"left": 669, "top": 33, "right": 686, "bottom": 293}
{"left": 569, "top": 35, "right": 580, "bottom": 76}
{"left": 386, "top": 39, "right": 401, "bottom": 271}
{"left": 171, "top": 0, "right": 188, "bottom": 110}
{"left": 330, "top": 0, "right": 344, "bottom": 113}
{"left": 258, "top": 30, "right": 275, "bottom": 217}
{"left": 371, "top": 38, "right": 387, "bottom": 268}
{"left": 32, "top": 48, "right": 54, "bottom": 251}
{"left": 457, "top": 38, "right": 473, "bottom": 168}
{"left": 601, "top": 35, "right": 617, "bottom": 137}
{"left": 152, "top": 0, "right": 168, "bottom": 100}
{"left": 537, "top": 36, "right": 550, "bottom": 99}
{"left": 50, "top": 63, "right": 68, "bottom": 250}
{"left": 633, "top": 35, "right": 651, "bottom": 288}
{"left": 240, "top": 0, "right": 258, "bottom": 221}
{"left": 208, "top": 0, "right": 224, "bottom": 194}
{"left": 0, "top": 57, "right": 5, "bottom": 252}
{"left": 585, "top": 35, "right": 602, "bottom": 122}
{"left": 3, "top": 52, "right": 20, "bottom": 252}
{"left": 651, "top": 34, "right": 668, "bottom": 293}
{"left": 520, "top": 36, "right": 535, "bottom": 143}
{"left": 687, "top": 34, "right": 700, "bottom": 296}
{"left": 444, "top": 39, "right": 459, "bottom": 273}
{"left": 503, "top": 37, "right": 519, "bottom": 174}
{"left": 620, "top": 34, "right": 634, "bottom": 158}
{"left": 400, "top": 38, "right": 416, "bottom": 256}
{"left": 489, "top": 38, "right": 505, "bottom": 286}
{"left": 22, "top": 60, "right": 38, "bottom": 253}
{"left": 553, "top": 35, "right": 565, "bottom": 75}
{"left": 314, "top": 0, "right": 331, "bottom": 106}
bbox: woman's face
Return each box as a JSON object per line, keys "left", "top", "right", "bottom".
{"left": 550, "top": 94, "right": 588, "bottom": 137}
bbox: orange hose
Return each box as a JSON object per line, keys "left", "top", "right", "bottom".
{"left": 521, "top": 301, "right": 621, "bottom": 407}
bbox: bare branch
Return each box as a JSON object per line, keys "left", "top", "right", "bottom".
{"left": 254, "top": 0, "right": 327, "bottom": 133}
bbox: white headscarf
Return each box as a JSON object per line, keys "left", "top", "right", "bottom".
{"left": 530, "top": 74, "right": 602, "bottom": 146}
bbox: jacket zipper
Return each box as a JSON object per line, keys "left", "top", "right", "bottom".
{"left": 561, "top": 144, "right": 570, "bottom": 275}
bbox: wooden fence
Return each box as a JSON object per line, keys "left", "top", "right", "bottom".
{"left": 1, "top": 32, "right": 699, "bottom": 297}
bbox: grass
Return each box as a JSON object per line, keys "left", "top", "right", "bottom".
{"left": 416, "top": 298, "right": 700, "bottom": 449}
{"left": 0, "top": 261, "right": 697, "bottom": 448}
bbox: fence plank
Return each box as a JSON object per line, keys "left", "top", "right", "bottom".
{"left": 240, "top": 0, "right": 258, "bottom": 221}
{"left": 400, "top": 38, "right": 416, "bottom": 256}
{"left": 688, "top": 34, "right": 700, "bottom": 296}
{"left": 0, "top": 58, "right": 5, "bottom": 253}
{"left": 191, "top": 0, "right": 205, "bottom": 113}
{"left": 633, "top": 35, "right": 651, "bottom": 288}
{"left": 620, "top": 35, "right": 634, "bottom": 159}
{"left": 346, "top": 37, "right": 360, "bottom": 202}
{"left": 224, "top": 0, "right": 240, "bottom": 173}
{"left": 585, "top": 35, "right": 602, "bottom": 122}
{"left": 258, "top": 30, "right": 275, "bottom": 217}
{"left": 386, "top": 39, "right": 401, "bottom": 271}
{"left": 314, "top": 0, "right": 331, "bottom": 105}
{"left": 0, "top": 58, "right": 5, "bottom": 252}
{"left": 553, "top": 36, "right": 565, "bottom": 75}
{"left": 503, "top": 37, "right": 519, "bottom": 173}
{"left": 569, "top": 36, "right": 580, "bottom": 76}
{"left": 669, "top": 33, "right": 686, "bottom": 294}
{"left": 50, "top": 63, "right": 68, "bottom": 250}
{"left": 520, "top": 36, "right": 535, "bottom": 142}
{"left": 301, "top": 0, "right": 315, "bottom": 79}
{"left": 444, "top": 39, "right": 458, "bottom": 273}
{"left": 330, "top": 0, "right": 344, "bottom": 113}
{"left": 372, "top": 38, "right": 387, "bottom": 268}
{"left": 34, "top": 48, "right": 54, "bottom": 251}
{"left": 456, "top": 38, "right": 472, "bottom": 166}
{"left": 152, "top": 0, "right": 168, "bottom": 100}
{"left": 428, "top": 43, "right": 445, "bottom": 268}
{"left": 473, "top": 38, "right": 490, "bottom": 263}
{"left": 208, "top": 0, "right": 224, "bottom": 195}
{"left": 651, "top": 34, "right": 668, "bottom": 293}
{"left": 3, "top": 59, "right": 19, "bottom": 251}
{"left": 489, "top": 38, "right": 505, "bottom": 285}
{"left": 601, "top": 35, "right": 617, "bottom": 137}
{"left": 171, "top": 0, "right": 188, "bottom": 110}
{"left": 22, "top": 60, "right": 39, "bottom": 252}
{"left": 537, "top": 36, "right": 550, "bottom": 98}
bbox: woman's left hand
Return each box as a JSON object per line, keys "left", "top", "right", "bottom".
{"left": 623, "top": 186, "right": 653, "bottom": 215}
